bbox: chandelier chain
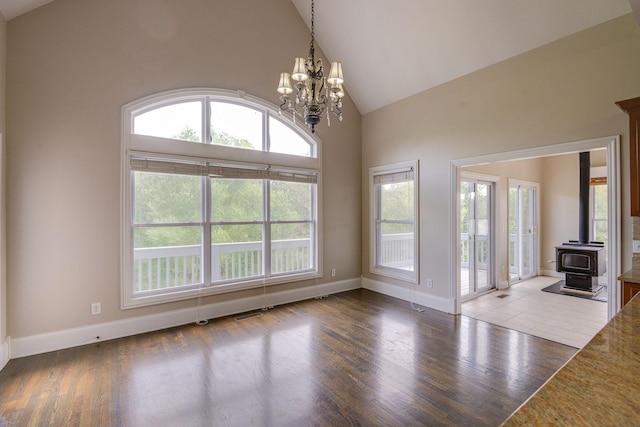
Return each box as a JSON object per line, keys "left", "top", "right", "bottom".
{"left": 309, "top": 0, "right": 316, "bottom": 65}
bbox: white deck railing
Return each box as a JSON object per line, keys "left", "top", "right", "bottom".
{"left": 134, "top": 245, "right": 202, "bottom": 292}
{"left": 133, "top": 239, "right": 312, "bottom": 293}
{"left": 460, "top": 233, "right": 489, "bottom": 268}
{"left": 134, "top": 234, "right": 419, "bottom": 292}
{"left": 379, "top": 233, "right": 414, "bottom": 269}
{"left": 133, "top": 233, "right": 500, "bottom": 293}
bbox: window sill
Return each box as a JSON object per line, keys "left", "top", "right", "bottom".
{"left": 122, "top": 271, "right": 321, "bottom": 309}
{"left": 369, "top": 266, "right": 418, "bottom": 284}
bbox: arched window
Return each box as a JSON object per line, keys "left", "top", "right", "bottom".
{"left": 122, "top": 89, "right": 321, "bottom": 308}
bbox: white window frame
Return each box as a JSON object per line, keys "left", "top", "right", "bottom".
{"left": 369, "top": 160, "right": 419, "bottom": 283}
{"left": 590, "top": 166, "right": 607, "bottom": 245}
{"left": 121, "top": 88, "right": 322, "bottom": 309}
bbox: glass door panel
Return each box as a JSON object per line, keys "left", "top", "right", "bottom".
{"left": 460, "top": 179, "right": 494, "bottom": 299}
{"left": 460, "top": 181, "right": 471, "bottom": 297}
{"left": 520, "top": 187, "right": 535, "bottom": 278}
{"left": 475, "top": 183, "right": 492, "bottom": 293}
{"left": 509, "top": 182, "right": 538, "bottom": 283}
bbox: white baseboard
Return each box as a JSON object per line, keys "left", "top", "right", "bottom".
{"left": 497, "top": 280, "right": 510, "bottom": 290}
{"left": 0, "top": 338, "right": 9, "bottom": 371}
{"left": 362, "top": 277, "right": 455, "bottom": 314}
{"left": 11, "top": 278, "right": 361, "bottom": 359}
{"left": 541, "top": 270, "right": 563, "bottom": 278}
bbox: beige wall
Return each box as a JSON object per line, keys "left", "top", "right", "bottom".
{"left": 0, "top": 12, "right": 6, "bottom": 351}
{"left": 6, "top": 0, "right": 362, "bottom": 339}
{"left": 540, "top": 153, "right": 580, "bottom": 273}
{"left": 363, "top": 14, "right": 640, "bottom": 303}
{"left": 539, "top": 151, "right": 608, "bottom": 272}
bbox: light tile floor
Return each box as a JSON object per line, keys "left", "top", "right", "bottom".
{"left": 462, "top": 275, "right": 608, "bottom": 348}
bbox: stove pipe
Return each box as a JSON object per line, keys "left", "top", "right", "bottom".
{"left": 578, "top": 151, "right": 590, "bottom": 245}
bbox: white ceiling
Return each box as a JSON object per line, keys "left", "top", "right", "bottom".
{"left": 291, "top": 0, "right": 634, "bottom": 114}
{"left": 0, "top": 0, "right": 636, "bottom": 114}
{"left": 0, "top": 0, "right": 52, "bottom": 21}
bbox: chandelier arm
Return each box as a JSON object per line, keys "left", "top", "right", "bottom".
{"left": 279, "top": 96, "right": 291, "bottom": 111}
{"left": 317, "top": 93, "right": 328, "bottom": 107}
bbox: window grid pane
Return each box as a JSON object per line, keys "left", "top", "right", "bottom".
{"left": 380, "top": 181, "right": 414, "bottom": 220}
{"left": 211, "top": 224, "right": 264, "bottom": 282}
{"left": 133, "top": 226, "right": 203, "bottom": 293}
{"left": 134, "top": 172, "right": 202, "bottom": 224}
{"left": 210, "top": 102, "right": 263, "bottom": 150}
{"left": 269, "top": 116, "right": 312, "bottom": 157}
{"left": 211, "top": 178, "right": 263, "bottom": 222}
{"left": 271, "top": 223, "right": 313, "bottom": 275}
{"left": 133, "top": 101, "right": 203, "bottom": 142}
{"left": 270, "top": 181, "right": 313, "bottom": 221}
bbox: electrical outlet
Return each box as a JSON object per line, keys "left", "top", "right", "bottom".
{"left": 91, "top": 302, "right": 101, "bottom": 315}
{"left": 634, "top": 240, "right": 640, "bottom": 253}
{"left": 426, "top": 279, "right": 433, "bottom": 288}
{"left": 331, "top": 268, "right": 336, "bottom": 277}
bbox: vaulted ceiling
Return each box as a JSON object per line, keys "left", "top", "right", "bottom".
{"left": 1, "top": 0, "right": 637, "bottom": 114}
{"left": 291, "top": 0, "right": 634, "bottom": 114}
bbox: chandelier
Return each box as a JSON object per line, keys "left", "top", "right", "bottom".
{"left": 277, "top": 0, "right": 345, "bottom": 133}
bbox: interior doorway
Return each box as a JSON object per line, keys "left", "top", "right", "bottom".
{"left": 451, "top": 136, "right": 620, "bottom": 320}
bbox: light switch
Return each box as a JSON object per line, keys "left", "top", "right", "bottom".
{"left": 633, "top": 240, "right": 640, "bottom": 253}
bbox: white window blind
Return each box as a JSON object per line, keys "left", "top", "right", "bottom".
{"left": 131, "top": 157, "right": 317, "bottom": 183}
{"left": 373, "top": 168, "right": 414, "bottom": 185}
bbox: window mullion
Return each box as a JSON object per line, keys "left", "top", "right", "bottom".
{"left": 375, "top": 184, "right": 383, "bottom": 267}
{"left": 311, "top": 180, "right": 318, "bottom": 269}
{"left": 379, "top": 219, "right": 414, "bottom": 225}
{"left": 203, "top": 176, "right": 211, "bottom": 286}
{"left": 264, "top": 179, "right": 271, "bottom": 278}
{"left": 132, "top": 222, "right": 203, "bottom": 228}
{"left": 204, "top": 97, "right": 211, "bottom": 144}
{"left": 264, "top": 110, "right": 270, "bottom": 152}
{"left": 128, "top": 171, "right": 136, "bottom": 300}
{"left": 262, "top": 114, "right": 271, "bottom": 278}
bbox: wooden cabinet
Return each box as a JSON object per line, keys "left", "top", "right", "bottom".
{"left": 619, "top": 270, "right": 640, "bottom": 307}
{"left": 616, "top": 97, "right": 640, "bottom": 216}
{"left": 622, "top": 280, "right": 640, "bottom": 306}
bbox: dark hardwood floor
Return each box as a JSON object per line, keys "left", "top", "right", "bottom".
{"left": 0, "top": 289, "right": 576, "bottom": 426}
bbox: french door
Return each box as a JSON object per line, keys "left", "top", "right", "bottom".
{"left": 508, "top": 181, "right": 538, "bottom": 283}
{"left": 460, "top": 178, "right": 494, "bottom": 299}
